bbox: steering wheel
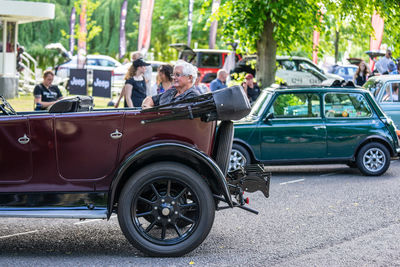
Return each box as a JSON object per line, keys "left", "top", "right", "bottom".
{"left": 0, "top": 96, "right": 17, "bottom": 115}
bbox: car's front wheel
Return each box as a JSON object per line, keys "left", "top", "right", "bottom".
{"left": 229, "top": 144, "right": 251, "bottom": 172}
{"left": 118, "top": 162, "right": 215, "bottom": 257}
{"left": 356, "top": 142, "right": 390, "bottom": 176}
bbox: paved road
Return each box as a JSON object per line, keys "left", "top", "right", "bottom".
{"left": 1, "top": 161, "right": 400, "bottom": 266}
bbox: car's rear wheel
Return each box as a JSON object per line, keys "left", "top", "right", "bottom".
{"left": 229, "top": 144, "right": 251, "bottom": 172}
{"left": 118, "top": 162, "right": 215, "bottom": 257}
{"left": 356, "top": 142, "right": 390, "bottom": 176}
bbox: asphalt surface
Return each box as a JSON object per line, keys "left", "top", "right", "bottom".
{"left": 1, "top": 160, "right": 400, "bottom": 266}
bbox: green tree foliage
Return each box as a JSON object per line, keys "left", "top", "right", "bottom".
{"left": 17, "top": 0, "right": 216, "bottom": 69}
{"left": 216, "top": 0, "right": 400, "bottom": 88}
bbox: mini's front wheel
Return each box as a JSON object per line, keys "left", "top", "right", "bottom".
{"left": 118, "top": 162, "right": 215, "bottom": 257}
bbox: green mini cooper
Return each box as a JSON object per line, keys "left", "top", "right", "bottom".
{"left": 230, "top": 86, "right": 400, "bottom": 176}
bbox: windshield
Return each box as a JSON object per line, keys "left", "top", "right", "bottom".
{"left": 363, "top": 79, "right": 383, "bottom": 98}
{"left": 250, "top": 90, "right": 272, "bottom": 117}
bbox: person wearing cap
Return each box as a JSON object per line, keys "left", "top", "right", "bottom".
{"left": 210, "top": 69, "right": 228, "bottom": 92}
{"left": 141, "top": 60, "right": 200, "bottom": 109}
{"left": 114, "top": 52, "right": 145, "bottom": 108}
{"left": 244, "top": 73, "right": 260, "bottom": 103}
{"left": 122, "top": 58, "right": 150, "bottom": 108}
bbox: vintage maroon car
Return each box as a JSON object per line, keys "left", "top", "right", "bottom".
{"left": 0, "top": 87, "right": 269, "bottom": 257}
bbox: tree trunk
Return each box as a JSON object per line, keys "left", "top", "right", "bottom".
{"left": 257, "top": 18, "right": 277, "bottom": 89}
{"left": 334, "top": 30, "right": 340, "bottom": 63}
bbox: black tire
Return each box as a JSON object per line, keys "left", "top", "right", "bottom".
{"left": 356, "top": 142, "right": 390, "bottom": 176}
{"left": 118, "top": 162, "right": 215, "bottom": 257}
{"left": 229, "top": 143, "right": 251, "bottom": 172}
{"left": 214, "top": 121, "right": 234, "bottom": 175}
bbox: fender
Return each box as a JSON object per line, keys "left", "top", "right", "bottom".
{"left": 354, "top": 135, "right": 396, "bottom": 158}
{"left": 233, "top": 138, "right": 259, "bottom": 162}
{"left": 107, "top": 142, "right": 233, "bottom": 218}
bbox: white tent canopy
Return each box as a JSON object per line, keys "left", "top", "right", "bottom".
{"left": 0, "top": 0, "right": 54, "bottom": 23}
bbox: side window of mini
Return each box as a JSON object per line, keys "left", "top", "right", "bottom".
{"left": 324, "top": 92, "right": 372, "bottom": 118}
{"left": 269, "top": 93, "right": 321, "bottom": 118}
{"left": 381, "top": 82, "right": 400, "bottom": 103}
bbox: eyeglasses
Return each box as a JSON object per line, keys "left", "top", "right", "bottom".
{"left": 172, "top": 73, "right": 188, "bottom": 78}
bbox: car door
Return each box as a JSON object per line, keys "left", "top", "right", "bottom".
{"left": 259, "top": 92, "right": 327, "bottom": 161}
{"left": 324, "top": 92, "right": 375, "bottom": 158}
{"left": 0, "top": 116, "right": 32, "bottom": 184}
{"left": 54, "top": 111, "right": 124, "bottom": 181}
{"left": 376, "top": 80, "right": 400, "bottom": 128}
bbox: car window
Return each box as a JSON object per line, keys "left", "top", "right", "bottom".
{"left": 98, "top": 59, "right": 116, "bottom": 67}
{"left": 277, "top": 60, "right": 297, "bottom": 71}
{"left": 270, "top": 93, "right": 321, "bottom": 118}
{"left": 86, "top": 59, "right": 98, "bottom": 66}
{"left": 347, "top": 67, "right": 357, "bottom": 76}
{"left": 251, "top": 90, "right": 271, "bottom": 117}
{"left": 297, "top": 61, "right": 320, "bottom": 73}
{"left": 336, "top": 68, "right": 346, "bottom": 76}
{"left": 324, "top": 93, "right": 372, "bottom": 118}
{"left": 199, "top": 53, "right": 221, "bottom": 68}
{"left": 382, "top": 83, "right": 400, "bottom": 102}
{"left": 364, "top": 79, "right": 383, "bottom": 98}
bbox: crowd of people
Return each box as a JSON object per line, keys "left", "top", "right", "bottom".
{"left": 353, "top": 49, "right": 399, "bottom": 86}
{"left": 32, "top": 50, "right": 264, "bottom": 110}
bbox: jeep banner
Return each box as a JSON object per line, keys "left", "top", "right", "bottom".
{"left": 92, "top": 70, "right": 112, "bottom": 98}
{"left": 68, "top": 69, "right": 87, "bottom": 95}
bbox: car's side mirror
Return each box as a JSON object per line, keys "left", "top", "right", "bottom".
{"left": 264, "top": 112, "right": 274, "bottom": 122}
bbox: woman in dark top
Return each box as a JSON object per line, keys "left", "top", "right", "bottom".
{"left": 353, "top": 61, "right": 370, "bottom": 86}
{"left": 123, "top": 58, "right": 150, "bottom": 108}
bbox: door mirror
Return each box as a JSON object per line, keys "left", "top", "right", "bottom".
{"left": 264, "top": 112, "right": 274, "bottom": 122}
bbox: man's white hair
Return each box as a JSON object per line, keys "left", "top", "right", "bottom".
{"left": 174, "top": 60, "right": 198, "bottom": 86}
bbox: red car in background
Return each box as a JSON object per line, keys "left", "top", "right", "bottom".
{"left": 170, "top": 43, "right": 241, "bottom": 84}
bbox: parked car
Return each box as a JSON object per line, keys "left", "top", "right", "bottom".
{"left": 230, "top": 85, "right": 400, "bottom": 176}
{"left": 328, "top": 65, "right": 358, "bottom": 81}
{"left": 55, "top": 54, "right": 122, "bottom": 82}
{"left": 0, "top": 87, "right": 269, "bottom": 257}
{"left": 233, "top": 55, "right": 343, "bottom": 85}
{"left": 170, "top": 43, "right": 241, "bottom": 83}
{"left": 364, "top": 74, "right": 400, "bottom": 128}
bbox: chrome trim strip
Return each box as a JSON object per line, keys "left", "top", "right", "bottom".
{"left": 0, "top": 208, "right": 107, "bottom": 219}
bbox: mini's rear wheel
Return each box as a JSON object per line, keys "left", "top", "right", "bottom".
{"left": 118, "top": 162, "right": 215, "bottom": 257}
{"left": 356, "top": 142, "right": 390, "bottom": 176}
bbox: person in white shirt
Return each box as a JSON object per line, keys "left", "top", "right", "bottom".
{"left": 375, "top": 49, "right": 393, "bottom": 74}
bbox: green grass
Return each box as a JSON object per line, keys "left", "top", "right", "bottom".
{"left": 9, "top": 94, "right": 116, "bottom": 112}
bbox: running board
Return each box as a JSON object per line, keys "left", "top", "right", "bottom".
{"left": 0, "top": 208, "right": 107, "bottom": 219}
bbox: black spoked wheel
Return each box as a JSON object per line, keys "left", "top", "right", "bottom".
{"left": 118, "top": 162, "right": 215, "bottom": 257}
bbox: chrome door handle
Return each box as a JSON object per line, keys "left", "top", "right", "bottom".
{"left": 313, "top": 125, "right": 326, "bottom": 130}
{"left": 110, "top": 129, "right": 123, "bottom": 139}
{"left": 18, "top": 134, "right": 30, "bottom": 144}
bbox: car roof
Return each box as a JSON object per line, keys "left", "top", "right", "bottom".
{"left": 267, "top": 86, "right": 367, "bottom": 94}
{"left": 367, "top": 74, "right": 400, "bottom": 82}
{"left": 193, "top": 49, "right": 231, "bottom": 53}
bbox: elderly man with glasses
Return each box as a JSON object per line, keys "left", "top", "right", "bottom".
{"left": 142, "top": 60, "right": 200, "bottom": 109}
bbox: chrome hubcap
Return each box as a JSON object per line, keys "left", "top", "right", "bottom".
{"left": 363, "top": 147, "right": 386, "bottom": 172}
{"left": 229, "top": 149, "right": 247, "bottom": 172}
